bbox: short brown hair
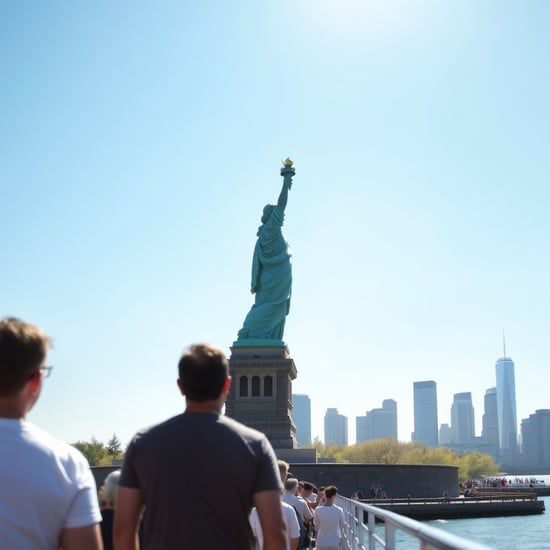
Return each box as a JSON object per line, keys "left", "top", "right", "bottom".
{"left": 178, "top": 343, "right": 228, "bottom": 402}
{"left": 325, "top": 485, "right": 338, "bottom": 498}
{"left": 0, "top": 317, "right": 51, "bottom": 396}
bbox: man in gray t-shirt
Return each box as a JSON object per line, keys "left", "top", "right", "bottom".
{"left": 115, "top": 343, "right": 287, "bottom": 550}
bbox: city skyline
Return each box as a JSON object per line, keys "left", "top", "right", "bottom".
{"left": 303, "top": 352, "right": 541, "bottom": 450}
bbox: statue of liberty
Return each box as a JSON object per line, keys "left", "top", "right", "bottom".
{"left": 236, "top": 159, "right": 295, "bottom": 343}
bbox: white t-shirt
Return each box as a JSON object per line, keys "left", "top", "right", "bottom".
{"left": 0, "top": 419, "right": 101, "bottom": 549}
{"left": 313, "top": 503, "right": 345, "bottom": 548}
{"left": 282, "top": 492, "right": 313, "bottom": 523}
{"left": 250, "top": 501, "right": 301, "bottom": 550}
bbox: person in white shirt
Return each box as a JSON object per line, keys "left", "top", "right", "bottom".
{"left": 250, "top": 460, "right": 301, "bottom": 549}
{"left": 313, "top": 485, "right": 345, "bottom": 550}
{"left": 250, "top": 502, "right": 301, "bottom": 550}
{"left": 300, "top": 481, "right": 318, "bottom": 511}
{"left": 282, "top": 478, "right": 313, "bottom": 549}
{"left": 0, "top": 317, "right": 102, "bottom": 550}
{"left": 282, "top": 478, "right": 313, "bottom": 524}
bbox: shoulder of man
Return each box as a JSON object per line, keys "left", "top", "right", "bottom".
{"left": 217, "top": 416, "right": 280, "bottom": 453}
{"left": 24, "top": 422, "right": 92, "bottom": 470}
{"left": 124, "top": 414, "right": 195, "bottom": 450}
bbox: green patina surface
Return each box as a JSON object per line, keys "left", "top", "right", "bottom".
{"left": 232, "top": 338, "right": 286, "bottom": 348}
{"left": 236, "top": 160, "right": 295, "bottom": 343}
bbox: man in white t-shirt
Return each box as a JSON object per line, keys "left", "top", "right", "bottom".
{"left": 0, "top": 317, "right": 102, "bottom": 550}
{"left": 283, "top": 478, "right": 313, "bottom": 525}
{"left": 282, "top": 478, "right": 313, "bottom": 549}
{"left": 313, "top": 485, "right": 345, "bottom": 550}
{"left": 250, "top": 500, "right": 301, "bottom": 550}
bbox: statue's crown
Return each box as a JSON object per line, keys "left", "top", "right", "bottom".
{"left": 283, "top": 158, "right": 294, "bottom": 167}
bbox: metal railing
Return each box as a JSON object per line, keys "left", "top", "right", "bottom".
{"left": 336, "top": 496, "right": 493, "bottom": 550}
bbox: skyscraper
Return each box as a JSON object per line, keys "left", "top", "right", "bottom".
{"left": 439, "top": 423, "right": 452, "bottom": 445}
{"left": 356, "top": 399, "right": 397, "bottom": 443}
{"left": 412, "top": 381, "right": 438, "bottom": 447}
{"left": 521, "top": 409, "right": 550, "bottom": 468}
{"left": 324, "top": 408, "right": 348, "bottom": 446}
{"left": 292, "top": 393, "right": 312, "bottom": 446}
{"left": 450, "top": 392, "right": 475, "bottom": 444}
{"left": 482, "top": 387, "right": 499, "bottom": 454}
{"left": 496, "top": 356, "right": 518, "bottom": 453}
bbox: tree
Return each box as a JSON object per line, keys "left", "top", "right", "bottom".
{"left": 457, "top": 451, "right": 499, "bottom": 481}
{"left": 106, "top": 433, "right": 123, "bottom": 457}
{"left": 312, "top": 438, "right": 499, "bottom": 482}
{"left": 71, "top": 437, "right": 107, "bottom": 466}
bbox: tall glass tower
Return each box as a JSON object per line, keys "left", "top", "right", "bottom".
{"left": 356, "top": 399, "right": 397, "bottom": 443}
{"left": 450, "top": 392, "right": 475, "bottom": 444}
{"left": 496, "top": 357, "right": 518, "bottom": 453}
{"left": 292, "top": 394, "right": 312, "bottom": 446}
{"left": 482, "top": 387, "right": 499, "bottom": 454}
{"left": 412, "top": 381, "right": 438, "bottom": 447}
{"left": 324, "top": 408, "right": 348, "bottom": 446}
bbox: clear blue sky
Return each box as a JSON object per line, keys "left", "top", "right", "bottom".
{"left": 1, "top": 1, "right": 548, "bottom": 447}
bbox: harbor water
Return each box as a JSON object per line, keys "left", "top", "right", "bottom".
{"left": 381, "top": 475, "right": 550, "bottom": 549}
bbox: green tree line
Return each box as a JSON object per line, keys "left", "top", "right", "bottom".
{"left": 73, "top": 433, "right": 499, "bottom": 481}
{"left": 71, "top": 434, "right": 124, "bottom": 466}
{"left": 308, "top": 437, "right": 499, "bottom": 482}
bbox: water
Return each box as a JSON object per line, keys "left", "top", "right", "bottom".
{"left": 379, "top": 476, "right": 550, "bottom": 549}
{"left": 386, "top": 498, "right": 550, "bottom": 549}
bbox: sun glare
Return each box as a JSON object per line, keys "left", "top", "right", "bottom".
{"left": 299, "top": 0, "right": 434, "bottom": 42}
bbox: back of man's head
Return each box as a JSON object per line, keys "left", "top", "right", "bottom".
{"left": 325, "top": 485, "right": 338, "bottom": 499}
{"left": 285, "top": 477, "right": 299, "bottom": 493}
{"left": 0, "top": 317, "right": 50, "bottom": 397}
{"left": 178, "top": 343, "right": 228, "bottom": 402}
{"left": 278, "top": 459, "right": 289, "bottom": 483}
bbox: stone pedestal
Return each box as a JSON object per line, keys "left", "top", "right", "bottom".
{"left": 225, "top": 343, "right": 297, "bottom": 450}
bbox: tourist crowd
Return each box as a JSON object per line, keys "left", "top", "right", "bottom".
{"left": 0, "top": 316, "right": 349, "bottom": 550}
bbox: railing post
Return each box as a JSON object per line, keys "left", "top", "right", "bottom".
{"left": 356, "top": 504, "right": 365, "bottom": 548}
{"left": 367, "top": 511, "right": 376, "bottom": 550}
{"left": 385, "top": 523, "right": 396, "bottom": 550}
{"left": 337, "top": 495, "right": 493, "bottom": 550}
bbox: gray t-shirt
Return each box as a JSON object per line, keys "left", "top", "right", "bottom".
{"left": 120, "top": 412, "right": 282, "bottom": 549}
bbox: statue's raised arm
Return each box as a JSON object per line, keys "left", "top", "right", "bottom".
{"left": 235, "top": 159, "right": 296, "bottom": 345}
{"left": 277, "top": 158, "right": 295, "bottom": 212}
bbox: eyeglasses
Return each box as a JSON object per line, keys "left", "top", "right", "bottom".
{"left": 40, "top": 366, "right": 53, "bottom": 378}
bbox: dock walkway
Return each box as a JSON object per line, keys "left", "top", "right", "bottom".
{"left": 359, "top": 493, "right": 545, "bottom": 521}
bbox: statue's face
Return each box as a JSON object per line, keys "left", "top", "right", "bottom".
{"left": 261, "top": 204, "right": 274, "bottom": 224}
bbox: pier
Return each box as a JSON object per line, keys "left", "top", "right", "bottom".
{"left": 358, "top": 493, "right": 545, "bottom": 521}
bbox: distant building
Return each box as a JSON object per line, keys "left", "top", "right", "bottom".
{"left": 496, "top": 356, "right": 518, "bottom": 453}
{"left": 521, "top": 409, "right": 550, "bottom": 468}
{"left": 292, "top": 394, "right": 312, "bottom": 446}
{"left": 450, "top": 392, "right": 475, "bottom": 444}
{"left": 481, "top": 387, "right": 499, "bottom": 458}
{"left": 324, "top": 408, "right": 348, "bottom": 446}
{"left": 412, "top": 381, "right": 438, "bottom": 447}
{"left": 356, "top": 399, "right": 397, "bottom": 443}
{"left": 439, "top": 423, "right": 452, "bottom": 446}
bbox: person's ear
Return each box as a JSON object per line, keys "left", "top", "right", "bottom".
{"left": 27, "top": 370, "right": 42, "bottom": 396}
{"left": 177, "top": 378, "right": 185, "bottom": 395}
{"left": 222, "top": 376, "right": 231, "bottom": 394}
